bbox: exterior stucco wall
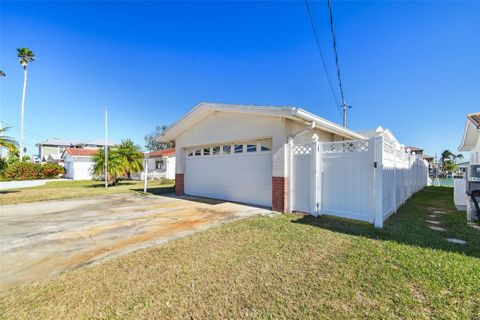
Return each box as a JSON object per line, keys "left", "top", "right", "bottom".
{"left": 175, "top": 111, "right": 288, "bottom": 177}
{"left": 41, "top": 146, "right": 60, "bottom": 160}
{"left": 174, "top": 113, "right": 353, "bottom": 179}
{"left": 147, "top": 156, "right": 176, "bottom": 179}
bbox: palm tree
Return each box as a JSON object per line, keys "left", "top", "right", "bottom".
{"left": 17, "top": 48, "right": 36, "bottom": 161}
{"left": 117, "top": 139, "right": 144, "bottom": 179}
{"left": 440, "top": 150, "right": 454, "bottom": 164}
{"left": 0, "top": 127, "right": 19, "bottom": 153}
{"left": 91, "top": 148, "right": 125, "bottom": 185}
{"left": 455, "top": 154, "right": 464, "bottom": 163}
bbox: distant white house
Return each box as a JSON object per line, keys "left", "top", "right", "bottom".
{"left": 138, "top": 148, "right": 175, "bottom": 180}
{"left": 62, "top": 148, "right": 98, "bottom": 180}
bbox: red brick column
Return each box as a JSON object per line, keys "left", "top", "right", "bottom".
{"left": 175, "top": 173, "right": 184, "bottom": 196}
{"left": 272, "top": 176, "right": 288, "bottom": 212}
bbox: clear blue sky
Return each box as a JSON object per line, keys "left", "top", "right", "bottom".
{"left": 1, "top": 1, "right": 479, "bottom": 158}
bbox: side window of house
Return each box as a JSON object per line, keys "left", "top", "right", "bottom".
{"left": 156, "top": 160, "right": 165, "bottom": 169}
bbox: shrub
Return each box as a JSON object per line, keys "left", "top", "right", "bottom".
{"left": 41, "top": 163, "right": 65, "bottom": 178}
{"left": 2, "top": 162, "right": 64, "bottom": 180}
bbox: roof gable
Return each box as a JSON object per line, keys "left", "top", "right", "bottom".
{"left": 157, "top": 102, "right": 364, "bottom": 142}
{"left": 459, "top": 113, "right": 480, "bottom": 151}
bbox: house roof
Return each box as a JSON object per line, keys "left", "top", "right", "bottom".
{"left": 147, "top": 148, "right": 176, "bottom": 158}
{"left": 157, "top": 102, "right": 365, "bottom": 142}
{"left": 459, "top": 112, "right": 480, "bottom": 151}
{"left": 422, "top": 154, "right": 434, "bottom": 160}
{"left": 37, "top": 138, "right": 116, "bottom": 147}
{"left": 79, "top": 139, "right": 116, "bottom": 146}
{"left": 36, "top": 138, "right": 79, "bottom": 147}
{"left": 62, "top": 148, "right": 99, "bottom": 157}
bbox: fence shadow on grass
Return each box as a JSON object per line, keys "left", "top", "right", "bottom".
{"left": 293, "top": 187, "right": 480, "bottom": 259}
{"left": 133, "top": 186, "right": 175, "bottom": 196}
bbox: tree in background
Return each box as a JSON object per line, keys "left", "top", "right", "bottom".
{"left": 17, "top": 48, "right": 36, "bottom": 160}
{"left": 117, "top": 139, "right": 144, "bottom": 179}
{"left": 91, "top": 148, "right": 125, "bottom": 186}
{"left": 440, "top": 149, "right": 459, "bottom": 173}
{"left": 144, "top": 125, "right": 175, "bottom": 151}
{"left": 0, "top": 70, "right": 5, "bottom": 77}
{"left": 0, "top": 127, "right": 19, "bottom": 153}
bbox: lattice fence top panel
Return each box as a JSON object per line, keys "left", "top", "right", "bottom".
{"left": 322, "top": 139, "right": 369, "bottom": 153}
{"left": 293, "top": 144, "right": 312, "bottom": 155}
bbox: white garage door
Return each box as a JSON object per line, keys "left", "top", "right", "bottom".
{"left": 185, "top": 140, "right": 272, "bottom": 207}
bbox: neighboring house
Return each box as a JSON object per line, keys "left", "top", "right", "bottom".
{"left": 406, "top": 146, "right": 424, "bottom": 156}
{"left": 455, "top": 112, "right": 480, "bottom": 213}
{"left": 422, "top": 154, "right": 434, "bottom": 163}
{"left": 46, "top": 153, "right": 63, "bottom": 164}
{"left": 62, "top": 148, "right": 98, "bottom": 180}
{"left": 158, "top": 103, "right": 428, "bottom": 227}
{"left": 145, "top": 148, "right": 176, "bottom": 179}
{"left": 37, "top": 138, "right": 115, "bottom": 163}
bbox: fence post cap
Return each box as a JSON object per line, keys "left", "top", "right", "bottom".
{"left": 311, "top": 133, "right": 319, "bottom": 142}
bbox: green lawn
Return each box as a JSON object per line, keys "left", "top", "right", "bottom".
{"left": 0, "top": 187, "right": 479, "bottom": 319}
{"left": 0, "top": 180, "right": 174, "bottom": 205}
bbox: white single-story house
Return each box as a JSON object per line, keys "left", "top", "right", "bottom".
{"left": 144, "top": 148, "right": 176, "bottom": 180}
{"left": 62, "top": 148, "right": 98, "bottom": 180}
{"left": 158, "top": 103, "right": 428, "bottom": 227}
{"left": 455, "top": 112, "right": 480, "bottom": 215}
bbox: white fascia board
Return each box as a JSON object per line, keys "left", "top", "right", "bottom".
{"left": 292, "top": 108, "right": 365, "bottom": 140}
{"left": 458, "top": 120, "right": 479, "bottom": 151}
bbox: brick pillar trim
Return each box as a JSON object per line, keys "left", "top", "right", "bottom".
{"left": 272, "top": 176, "right": 288, "bottom": 212}
{"left": 175, "top": 173, "right": 184, "bottom": 196}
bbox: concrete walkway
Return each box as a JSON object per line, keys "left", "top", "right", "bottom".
{"left": 0, "top": 193, "right": 272, "bottom": 290}
{"left": 0, "top": 179, "right": 66, "bottom": 190}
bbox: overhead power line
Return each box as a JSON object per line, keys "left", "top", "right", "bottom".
{"left": 326, "top": 0, "right": 349, "bottom": 127}
{"left": 304, "top": 0, "right": 342, "bottom": 120}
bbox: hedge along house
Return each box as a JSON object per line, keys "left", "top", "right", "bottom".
{"left": 158, "top": 103, "right": 428, "bottom": 227}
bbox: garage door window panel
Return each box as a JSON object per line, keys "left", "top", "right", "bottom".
{"left": 234, "top": 144, "right": 243, "bottom": 153}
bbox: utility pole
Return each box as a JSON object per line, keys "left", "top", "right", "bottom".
{"left": 104, "top": 106, "right": 108, "bottom": 188}
{"left": 342, "top": 102, "right": 351, "bottom": 128}
{"left": 143, "top": 156, "right": 148, "bottom": 193}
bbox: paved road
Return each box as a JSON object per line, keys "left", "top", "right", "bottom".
{"left": 0, "top": 193, "right": 272, "bottom": 290}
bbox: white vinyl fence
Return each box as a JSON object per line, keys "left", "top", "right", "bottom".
{"left": 290, "top": 134, "right": 429, "bottom": 228}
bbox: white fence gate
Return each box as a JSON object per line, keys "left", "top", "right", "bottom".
{"left": 290, "top": 134, "right": 429, "bottom": 228}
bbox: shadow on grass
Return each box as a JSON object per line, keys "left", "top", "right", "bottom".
{"left": 86, "top": 181, "right": 137, "bottom": 188}
{"left": 0, "top": 190, "right": 19, "bottom": 194}
{"left": 133, "top": 186, "right": 175, "bottom": 195}
{"left": 293, "top": 187, "right": 480, "bottom": 259}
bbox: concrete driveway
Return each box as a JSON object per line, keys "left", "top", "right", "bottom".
{"left": 0, "top": 194, "right": 272, "bottom": 290}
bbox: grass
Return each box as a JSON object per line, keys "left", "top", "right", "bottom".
{"left": 0, "top": 187, "right": 479, "bottom": 319}
{"left": 0, "top": 180, "right": 174, "bottom": 205}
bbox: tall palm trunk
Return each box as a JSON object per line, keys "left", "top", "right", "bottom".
{"left": 20, "top": 65, "right": 27, "bottom": 160}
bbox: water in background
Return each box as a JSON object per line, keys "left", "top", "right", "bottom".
{"left": 433, "top": 178, "right": 454, "bottom": 187}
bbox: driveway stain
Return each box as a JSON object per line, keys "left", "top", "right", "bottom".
{"left": 0, "top": 193, "right": 272, "bottom": 290}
